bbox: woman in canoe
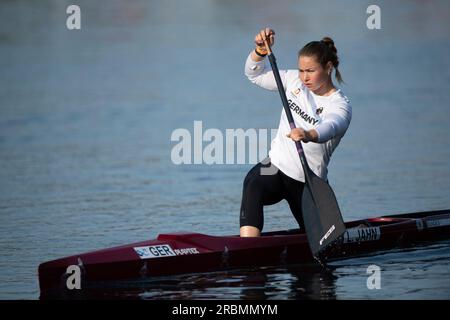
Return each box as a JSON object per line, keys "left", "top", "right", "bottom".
{"left": 240, "top": 28, "right": 352, "bottom": 237}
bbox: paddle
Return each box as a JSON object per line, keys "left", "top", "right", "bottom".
{"left": 263, "top": 39, "right": 346, "bottom": 262}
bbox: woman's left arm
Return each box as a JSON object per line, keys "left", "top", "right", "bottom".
{"left": 314, "top": 104, "right": 352, "bottom": 143}
{"left": 287, "top": 104, "right": 352, "bottom": 143}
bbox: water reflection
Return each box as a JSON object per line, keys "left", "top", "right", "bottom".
{"left": 40, "top": 264, "right": 339, "bottom": 300}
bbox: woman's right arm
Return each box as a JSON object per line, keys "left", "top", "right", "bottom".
{"left": 244, "top": 28, "right": 288, "bottom": 91}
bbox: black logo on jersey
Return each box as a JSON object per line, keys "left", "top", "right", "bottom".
{"left": 316, "top": 107, "right": 323, "bottom": 115}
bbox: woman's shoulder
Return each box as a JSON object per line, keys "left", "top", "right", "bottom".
{"left": 325, "top": 90, "right": 352, "bottom": 117}
{"left": 331, "top": 90, "right": 350, "bottom": 107}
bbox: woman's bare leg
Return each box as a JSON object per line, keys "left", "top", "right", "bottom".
{"left": 240, "top": 226, "right": 261, "bottom": 237}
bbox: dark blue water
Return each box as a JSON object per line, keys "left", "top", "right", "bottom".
{"left": 1, "top": 0, "right": 450, "bottom": 299}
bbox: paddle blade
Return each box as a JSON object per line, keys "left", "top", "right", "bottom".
{"left": 301, "top": 173, "right": 346, "bottom": 257}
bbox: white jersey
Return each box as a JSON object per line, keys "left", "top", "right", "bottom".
{"left": 245, "top": 53, "right": 352, "bottom": 182}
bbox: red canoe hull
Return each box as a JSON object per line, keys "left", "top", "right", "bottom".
{"left": 38, "top": 209, "right": 450, "bottom": 297}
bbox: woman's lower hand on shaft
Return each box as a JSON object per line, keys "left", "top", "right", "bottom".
{"left": 286, "top": 128, "right": 318, "bottom": 143}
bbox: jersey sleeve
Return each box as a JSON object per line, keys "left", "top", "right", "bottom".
{"left": 244, "top": 52, "right": 291, "bottom": 91}
{"left": 315, "top": 102, "right": 352, "bottom": 143}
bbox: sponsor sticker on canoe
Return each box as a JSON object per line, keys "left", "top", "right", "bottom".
{"left": 134, "top": 245, "right": 176, "bottom": 259}
{"left": 343, "top": 227, "right": 381, "bottom": 244}
{"left": 427, "top": 218, "right": 450, "bottom": 228}
{"left": 416, "top": 219, "right": 424, "bottom": 231}
{"left": 134, "top": 244, "right": 200, "bottom": 259}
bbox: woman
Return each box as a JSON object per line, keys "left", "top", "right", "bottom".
{"left": 240, "top": 28, "right": 352, "bottom": 237}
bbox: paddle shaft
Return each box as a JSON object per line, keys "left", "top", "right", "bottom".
{"left": 262, "top": 42, "right": 313, "bottom": 185}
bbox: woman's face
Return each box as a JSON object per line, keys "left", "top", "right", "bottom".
{"left": 298, "top": 55, "right": 331, "bottom": 92}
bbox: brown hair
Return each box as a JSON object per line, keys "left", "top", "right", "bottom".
{"left": 298, "top": 37, "right": 344, "bottom": 84}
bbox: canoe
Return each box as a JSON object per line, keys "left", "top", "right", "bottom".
{"left": 38, "top": 209, "right": 450, "bottom": 297}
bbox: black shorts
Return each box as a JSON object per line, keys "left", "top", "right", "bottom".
{"left": 239, "top": 158, "right": 305, "bottom": 231}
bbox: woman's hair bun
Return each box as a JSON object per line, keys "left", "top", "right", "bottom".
{"left": 321, "top": 37, "right": 337, "bottom": 54}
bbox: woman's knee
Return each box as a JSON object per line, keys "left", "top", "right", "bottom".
{"left": 243, "top": 175, "right": 265, "bottom": 198}
{"left": 243, "top": 172, "right": 259, "bottom": 193}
